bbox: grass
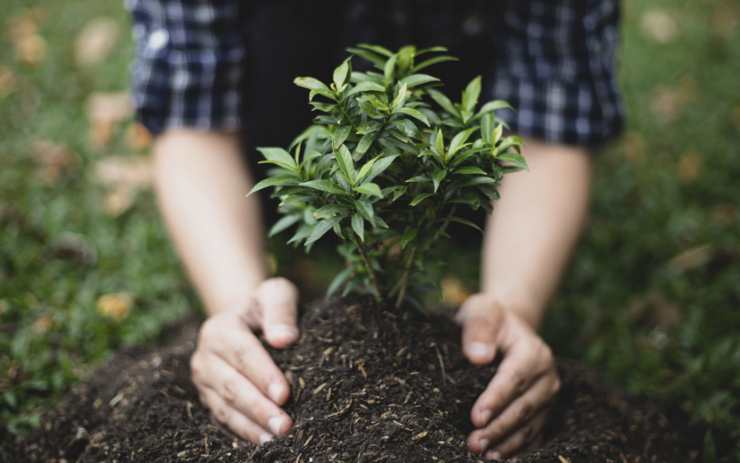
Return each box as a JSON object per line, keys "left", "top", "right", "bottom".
{"left": 1, "top": 0, "right": 738, "bottom": 460}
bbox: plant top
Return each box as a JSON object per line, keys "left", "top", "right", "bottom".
{"left": 250, "top": 43, "right": 527, "bottom": 306}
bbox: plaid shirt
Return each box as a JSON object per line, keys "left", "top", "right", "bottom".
{"left": 126, "top": 0, "right": 623, "bottom": 147}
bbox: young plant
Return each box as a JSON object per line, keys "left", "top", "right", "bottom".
{"left": 250, "top": 44, "right": 526, "bottom": 307}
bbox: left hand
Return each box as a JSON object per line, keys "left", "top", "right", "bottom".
{"left": 456, "top": 293, "right": 560, "bottom": 460}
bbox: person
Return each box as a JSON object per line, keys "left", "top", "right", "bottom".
{"left": 126, "top": 0, "right": 623, "bottom": 459}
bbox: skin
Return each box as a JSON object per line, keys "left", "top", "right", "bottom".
{"left": 152, "top": 129, "right": 591, "bottom": 456}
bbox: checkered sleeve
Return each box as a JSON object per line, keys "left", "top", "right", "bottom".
{"left": 125, "top": 0, "right": 245, "bottom": 135}
{"left": 490, "top": 0, "right": 624, "bottom": 147}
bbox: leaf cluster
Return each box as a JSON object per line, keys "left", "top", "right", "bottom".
{"left": 251, "top": 44, "right": 526, "bottom": 305}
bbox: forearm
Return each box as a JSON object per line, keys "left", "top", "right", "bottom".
{"left": 481, "top": 138, "right": 592, "bottom": 329}
{"left": 153, "top": 129, "right": 267, "bottom": 315}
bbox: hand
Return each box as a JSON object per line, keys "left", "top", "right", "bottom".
{"left": 456, "top": 293, "right": 560, "bottom": 460}
{"left": 191, "top": 277, "right": 300, "bottom": 445}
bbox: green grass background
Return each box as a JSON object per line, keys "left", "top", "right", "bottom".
{"left": 1, "top": 0, "right": 738, "bottom": 460}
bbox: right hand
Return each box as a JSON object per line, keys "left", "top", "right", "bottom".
{"left": 191, "top": 277, "right": 300, "bottom": 445}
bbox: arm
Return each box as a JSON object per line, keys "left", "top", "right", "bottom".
{"left": 458, "top": 138, "right": 592, "bottom": 458}
{"left": 153, "top": 129, "right": 299, "bottom": 444}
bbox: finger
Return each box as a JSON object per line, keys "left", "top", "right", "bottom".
{"left": 470, "top": 341, "right": 553, "bottom": 427}
{"left": 200, "top": 386, "right": 274, "bottom": 445}
{"left": 468, "top": 374, "right": 558, "bottom": 450}
{"left": 256, "top": 277, "right": 300, "bottom": 348}
{"left": 202, "top": 322, "right": 292, "bottom": 406}
{"left": 484, "top": 409, "right": 548, "bottom": 460}
{"left": 196, "top": 355, "right": 292, "bottom": 436}
{"left": 456, "top": 294, "right": 504, "bottom": 364}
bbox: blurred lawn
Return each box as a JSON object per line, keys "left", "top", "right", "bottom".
{"left": 1, "top": 0, "right": 739, "bottom": 460}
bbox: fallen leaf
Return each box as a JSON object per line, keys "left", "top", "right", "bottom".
{"left": 711, "top": 1, "right": 739, "bottom": 40}
{"left": 558, "top": 456, "right": 571, "bottom": 463}
{"left": 628, "top": 291, "right": 681, "bottom": 329}
{"left": 641, "top": 9, "right": 679, "bottom": 44}
{"left": 94, "top": 155, "right": 153, "bottom": 215}
{"left": 0, "top": 66, "right": 17, "bottom": 98}
{"left": 31, "top": 314, "right": 53, "bottom": 334}
{"left": 677, "top": 151, "right": 703, "bottom": 183}
{"left": 87, "top": 92, "right": 133, "bottom": 147}
{"left": 97, "top": 292, "right": 133, "bottom": 321}
{"left": 7, "top": 10, "right": 47, "bottom": 66}
{"left": 75, "top": 17, "right": 120, "bottom": 66}
{"left": 31, "top": 140, "right": 78, "bottom": 184}
{"left": 50, "top": 232, "right": 97, "bottom": 265}
{"left": 668, "top": 244, "right": 714, "bottom": 273}
{"left": 125, "top": 122, "right": 152, "bottom": 151}
{"left": 650, "top": 80, "right": 694, "bottom": 124}
{"left": 441, "top": 276, "right": 470, "bottom": 306}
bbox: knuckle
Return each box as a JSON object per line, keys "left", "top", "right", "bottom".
{"left": 551, "top": 377, "right": 562, "bottom": 396}
{"left": 213, "top": 406, "right": 229, "bottom": 423}
{"left": 222, "top": 379, "right": 238, "bottom": 403}
{"left": 518, "top": 402, "right": 533, "bottom": 421}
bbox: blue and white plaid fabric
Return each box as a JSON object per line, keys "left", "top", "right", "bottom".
{"left": 126, "top": 0, "right": 623, "bottom": 147}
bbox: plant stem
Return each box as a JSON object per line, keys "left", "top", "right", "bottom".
{"left": 353, "top": 237, "right": 382, "bottom": 302}
{"left": 394, "top": 245, "right": 416, "bottom": 308}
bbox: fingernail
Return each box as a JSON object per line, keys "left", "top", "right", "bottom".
{"left": 467, "top": 342, "right": 494, "bottom": 360}
{"left": 268, "top": 382, "right": 286, "bottom": 403}
{"left": 268, "top": 324, "right": 298, "bottom": 341}
{"left": 268, "top": 416, "right": 286, "bottom": 435}
{"left": 259, "top": 433, "right": 273, "bottom": 445}
{"left": 478, "top": 438, "right": 490, "bottom": 452}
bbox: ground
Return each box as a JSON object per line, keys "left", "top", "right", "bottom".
{"left": 0, "top": 0, "right": 739, "bottom": 461}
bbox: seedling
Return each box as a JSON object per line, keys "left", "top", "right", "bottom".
{"left": 250, "top": 44, "right": 526, "bottom": 307}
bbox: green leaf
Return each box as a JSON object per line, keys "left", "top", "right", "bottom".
{"left": 399, "top": 228, "right": 417, "bottom": 249}
{"left": 346, "top": 81, "right": 386, "bottom": 97}
{"left": 248, "top": 175, "right": 297, "bottom": 195}
{"left": 357, "top": 43, "right": 393, "bottom": 57}
{"left": 356, "top": 132, "right": 376, "bottom": 155}
{"left": 398, "top": 107, "right": 430, "bottom": 126}
{"left": 448, "top": 127, "right": 477, "bottom": 159}
{"left": 399, "top": 74, "right": 439, "bottom": 88}
{"left": 333, "top": 58, "right": 351, "bottom": 90}
{"left": 450, "top": 216, "right": 483, "bottom": 232}
{"left": 492, "top": 124, "right": 503, "bottom": 145}
{"left": 384, "top": 54, "right": 398, "bottom": 82}
{"left": 427, "top": 89, "right": 460, "bottom": 119}
{"left": 351, "top": 214, "right": 365, "bottom": 242}
{"left": 397, "top": 45, "right": 416, "bottom": 71}
{"left": 365, "top": 155, "right": 398, "bottom": 183}
{"left": 335, "top": 144, "right": 356, "bottom": 184}
{"left": 355, "top": 182, "right": 383, "bottom": 198}
{"left": 300, "top": 179, "right": 346, "bottom": 195}
{"left": 391, "top": 83, "right": 408, "bottom": 111}
{"left": 454, "top": 166, "right": 487, "bottom": 175}
{"left": 356, "top": 199, "right": 374, "bottom": 223}
{"left": 287, "top": 224, "right": 312, "bottom": 246}
{"left": 481, "top": 113, "right": 493, "bottom": 144}
{"left": 332, "top": 126, "right": 351, "bottom": 149}
{"left": 462, "top": 176, "right": 498, "bottom": 187}
{"left": 411, "top": 55, "right": 459, "bottom": 73}
{"left": 476, "top": 100, "right": 513, "bottom": 118}
{"left": 294, "top": 76, "right": 330, "bottom": 91}
{"left": 417, "top": 45, "right": 449, "bottom": 55}
{"left": 305, "top": 219, "right": 337, "bottom": 246}
{"left": 268, "top": 215, "right": 302, "bottom": 237}
{"left": 346, "top": 47, "right": 386, "bottom": 68}
{"left": 462, "top": 76, "right": 482, "bottom": 113}
{"left": 434, "top": 128, "right": 445, "bottom": 159}
{"left": 410, "top": 192, "right": 434, "bottom": 206}
{"left": 356, "top": 157, "right": 377, "bottom": 184}
{"left": 257, "top": 147, "right": 298, "bottom": 171}
{"left": 327, "top": 267, "right": 353, "bottom": 297}
{"left": 496, "top": 152, "right": 528, "bottom": 170}
{"left": 313, "top": 204, "right": 346, "bottom": 219}
{"left": 405, "top": 175, "right": 428, "bottom": 183}
{"left": 432, "top": 169, "right": 446, "bottom": 193}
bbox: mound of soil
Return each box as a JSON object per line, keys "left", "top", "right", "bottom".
{"left": 19, "top": 299, "right": 697, "bottom": 462}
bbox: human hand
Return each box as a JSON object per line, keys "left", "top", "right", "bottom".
{"left": 191, "top": 277, "right": 299, "bottom": 445}
{"left": 456, "top": 293, "right": 560, "bottom": 460}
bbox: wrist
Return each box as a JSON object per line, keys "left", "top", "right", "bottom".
{"left": 483, "top": 291, "right": 544, "bottom": 330}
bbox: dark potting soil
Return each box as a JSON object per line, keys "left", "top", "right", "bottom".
{"left": 17, "top": 298, "right": 699, "bottom": 462}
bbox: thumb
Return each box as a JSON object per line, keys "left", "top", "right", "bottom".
{"left": 255, "top": 277, "right": 300, "bottom": 348}
{"left": 456, "top": 293, "right": 504, "bottom": 365}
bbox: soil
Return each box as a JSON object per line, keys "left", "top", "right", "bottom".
{"left": 17, "top": 298, "right": 699, "bottom": 462}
